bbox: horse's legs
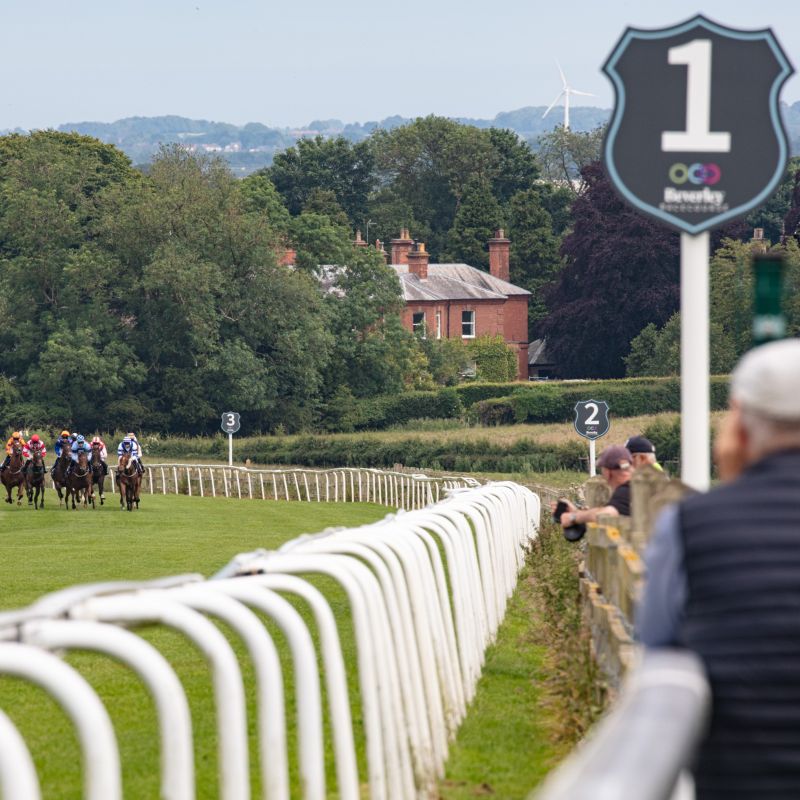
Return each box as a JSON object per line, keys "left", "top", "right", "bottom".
{"left": 16, "top": 482, "right": 24, "bottom": 506}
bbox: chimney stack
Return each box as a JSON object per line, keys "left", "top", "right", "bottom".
{"left": 353, "top": 229, "right": 367, "bottom": 247}
{"left": 390, "top": 227, "right": 414, "bottom": 264}
{"left": 407, "top": 241, "right": 429, "bottom": 280}
{"left": 750, "top": 227, "right": 768, "bottom": 254}
{"left": 375, "top": 239, "right": 388, "bottom": 263}
{"left": 488, "top": 228, "right": 510, "bottom": 282}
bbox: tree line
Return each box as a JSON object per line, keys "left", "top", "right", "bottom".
{"left": 0, "top": 122, "right": 797, "bottom": 435}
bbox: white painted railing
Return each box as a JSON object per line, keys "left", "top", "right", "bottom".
{"left": 93, "top": 464, "right": 479, "bottom": 510}
{"left": 0, "top": 481, "right": 540, "bottom": 800}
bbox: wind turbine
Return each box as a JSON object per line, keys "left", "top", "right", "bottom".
{"left": 542, "top": 61, "right": 595, "bottom": 130}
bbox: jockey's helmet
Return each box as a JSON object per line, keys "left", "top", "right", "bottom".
{"left": 76, "top": 434, "right": 85, "bottom": 443}
{"left": 60, "top": 430, "right": 70, "bottom": 438}
{"left": 30, "top": 435, "right": 40, "bottom": 443}
{"left": 12, "top": 432, "right": 21, "bottom": 439}
{"left": 92, "top": 436, "right": 101, "bottom": 444}
{"left": 127, "top": 432, "right": 136, "bottom": 439}
{"left": 122, "top": 437, "right": 131, "bottom": 446}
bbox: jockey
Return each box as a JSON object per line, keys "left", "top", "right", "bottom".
{"left": 52, "top": 430, "right": 72, "bottom": 477}
{"left": 54, "top": 430, "right": 72, "bottom": 457}
{"left": 1, "top": 431, "right": 24, "bottom": 472}
{"left": 127, "top": 431, "right": 144, "bottom": 473}
{"left": 22, "top": 435, "right": 47, "bottom": 473}
{"left": 67, "top": 434, "right": 92, "bottom": 475}
{"left": 90, "top": 436, "right": 109, "bottom": 475}
{"left": 117, "top": 436, "right": 142, "bottom": 474}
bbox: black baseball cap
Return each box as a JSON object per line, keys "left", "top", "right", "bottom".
{"left": 625, "top": 435, "right": 656, "bottom": 455}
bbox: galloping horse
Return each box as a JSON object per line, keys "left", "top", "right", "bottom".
{"left": 1, "top": 444, "right": 26, "bottom": 506}
{"left": 65, "top": 451, "right": 94, "bottom": 510}
{"left": 25, "top": 448, "right": 46, "bottom": 509}
{"left": 90, "top": 445, "right": 106, "bottom": 506}
{"left": 52, "top": 450, "right": 71, "bottom": 506}
{"left": 117, "top": 452, "right": 141, "bottom": 511}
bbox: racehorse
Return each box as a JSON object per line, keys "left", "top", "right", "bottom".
{"left": 117, "top": 452, "right": 141, "bottom": 511}
{"left": 1, "top": 444, "right": 26, "bottom": 506}
{"left": 25, "top": 448, "right": 46, "bottom": 509}
{"left": 52, "top": 450, "right": 71, "bottom": 506}
{"left": 65, "top": 451, "right": 94, "bottom": 510}
{"left": 90, "top": 445, "right": 106, "bottom": 506}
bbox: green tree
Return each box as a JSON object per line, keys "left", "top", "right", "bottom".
{"left": 467, "top": 335, "right": 518, "bottom": 382}
{"left": 266, "top": 136, "right": 375, "bottom": 225}
{"left": 445, "top": 175, "right": 503, "bottom": 269}
{"left": 507, "top": 189, "right": 562, "bottom": 328}
{"left": 534, "top": 126, "right": 605, "bottom": 197}
{"left": 371, "top": 116, "right": 497, "bottom": 257}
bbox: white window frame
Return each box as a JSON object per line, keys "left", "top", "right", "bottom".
{"left": 461, "top": 309, "right": 476, "bottom": 339}
{"left": 412, "top": 311, "right": 427, "bottom": 338}
{"left": 435, "top": 310, "right": 442, "bottom": 340}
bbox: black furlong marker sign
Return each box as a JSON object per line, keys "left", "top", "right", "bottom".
{"left": 603, "top": 15, "right": 792, "bottom": 235}
{"left": 601, "top": 15, "right": 793, "bottom": 490}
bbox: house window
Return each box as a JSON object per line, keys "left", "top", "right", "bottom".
{"left": 461, "top": 309, "right": 475, "bottom": 338}
{"left": 435, "top": 311, "right": 442, "bottom": 339}
{"left": 412, "top": 311, "right": 426, "bottom": 337}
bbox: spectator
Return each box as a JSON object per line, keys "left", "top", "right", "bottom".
{"left": 637, "top": 339, "right": 800, "bottom": 799}
{"left": 624, "top": 435, "right": 664, "bottom": 472}
{"left": 553, "top": 444, "right": 633, "bottom": 529}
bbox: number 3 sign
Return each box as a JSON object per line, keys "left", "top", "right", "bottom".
{"left": 603, "top": 15, "right": 793, "bottom": 234}
{"left": 221, "top": 412, "right": 241, "bottom": 434}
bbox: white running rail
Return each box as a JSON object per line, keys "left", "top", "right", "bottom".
{"left": 0, "top": 481, "right": 540, "bottom": 800}
{"left": 98, "top": 464, "right": 480, "bottom": 509}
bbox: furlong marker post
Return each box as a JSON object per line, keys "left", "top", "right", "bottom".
{"left": 681, "top": 232, "right": 711, "bottom": 490}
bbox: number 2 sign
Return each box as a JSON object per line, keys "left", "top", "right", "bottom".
{"left": 603, "top": 15, "right": 793, "bottom": 235}
{"left": 574, "top": 400, "right": 610, "bottom": 441}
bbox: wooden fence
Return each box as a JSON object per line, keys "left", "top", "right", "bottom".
{"left": 97, "top": 464, "right": 480, "bottom": 511}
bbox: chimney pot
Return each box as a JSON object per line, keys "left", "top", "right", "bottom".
{"left": 390, "top": 228, "right": 414, "bottom": 264}
{"left": 407, "top": 240, "right": 430, "bottom": 279}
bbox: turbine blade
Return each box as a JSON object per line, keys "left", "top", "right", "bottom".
{"left": 569, "top": 89, "right": 596, "bottom": 97}
{"left": 542, "top": 91, "right": 565, "bottom": 119}
{"left": 555, "top": 59, "right": 567, "bottom": 88}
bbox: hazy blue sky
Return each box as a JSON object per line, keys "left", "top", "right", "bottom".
{"left": 2, "top": 0, "right": 799, "bottom": 130}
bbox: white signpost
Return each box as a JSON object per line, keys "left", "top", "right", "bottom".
{"left": 220, "top": 412, "right": 241, "bottom": 467}
{"left": 574, "top": 400, "right": 610, "bottom": 477}
{"left": 603, "top": 16, "right": 793, "bottom": 490}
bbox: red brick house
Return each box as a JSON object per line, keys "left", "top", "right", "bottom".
{"left": 384, "top": 228, "right": 530, "bottom": 381}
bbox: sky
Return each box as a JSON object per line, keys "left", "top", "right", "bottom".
{"left": 2, "top": 0, "right": 800, "bottom": 130}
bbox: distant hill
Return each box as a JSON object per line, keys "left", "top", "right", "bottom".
{"left": 6, "top": 102, "right": 799, "bottom": 175}
{"left": 52, "top": 107, "right": 611, "bottom": 174}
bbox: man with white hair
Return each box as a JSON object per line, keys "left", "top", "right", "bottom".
{"left": 637, "top": 339, "right": 800, "bottom": 799}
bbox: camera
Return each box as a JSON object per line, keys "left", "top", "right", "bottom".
{"left": 552, "top": 499, "right": 587, "bottom": 542}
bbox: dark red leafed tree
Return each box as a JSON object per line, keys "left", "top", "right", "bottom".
{"left": 537, "top": 162, "right": 681, "bottom": 378}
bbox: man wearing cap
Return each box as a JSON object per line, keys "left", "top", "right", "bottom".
{"left": 625, "top": 435, "right": 664, "bottom": 472}
{"left": 554, "top": 444, "right": 634, "bottom": 529}
{"left": 638, "top": 339, "right": 800, "bottom": 799}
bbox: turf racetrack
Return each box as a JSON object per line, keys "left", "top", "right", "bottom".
{"left": 0, "top": 493, "right": 391, "bottom": 799}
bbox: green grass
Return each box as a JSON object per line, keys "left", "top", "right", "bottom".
{"left": 439, "top": 562, "right": 554, "bottom": 799}
{"left": 0, "top": 494, "right": 388, "bottom": 799}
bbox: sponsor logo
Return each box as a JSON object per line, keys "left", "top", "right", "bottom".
{"left": 668, "top": 162, "right": 722, "bottom": 186}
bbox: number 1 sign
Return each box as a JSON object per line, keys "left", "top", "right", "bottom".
{"left": 603, "top": 15, "right": 792, "bottom": 235}
{"left": 602, "top": 16, "right": 793, "bottom": 490}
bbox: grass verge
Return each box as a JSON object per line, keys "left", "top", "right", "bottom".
{"left": 440, "top": 521, "right": 606, "bottom": 798}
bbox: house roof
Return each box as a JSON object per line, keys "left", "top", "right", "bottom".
{"left": 528, "top": 338, "right": 554, "bottom": 366}
{"left": 391, "top": 263, "right": 530, "bottom": 302}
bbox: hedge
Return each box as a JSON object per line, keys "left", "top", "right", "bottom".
{"left": 150, "top": 433, "right": 586, "bottom": 474}
{"left": 472, "top": 376, "right": 730, "bottom": 426}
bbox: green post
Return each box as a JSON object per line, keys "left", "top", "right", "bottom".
{"left": 752, "top": 253, "right": 785, "bottom": 346}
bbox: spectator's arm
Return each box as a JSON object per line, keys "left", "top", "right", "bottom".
{"left": 636, "top": 504, "right": 687, "bottom": 647}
